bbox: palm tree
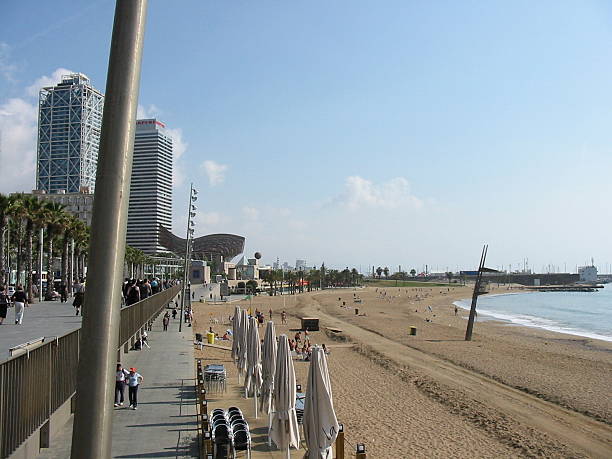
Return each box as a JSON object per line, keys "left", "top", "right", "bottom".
{"left": 446, "top": 271, "right": 453, "bottom": 284}
{"left": 43, "top": 202, "right": 65, "bottom": 299}
{"left": 410, "top": 268, "right": 417, "bottom": 277}
{"left": 383, "top": 267, "right": 389, "bottom": 279}
{"left": 351, "top": 268, "right": 358, "bottom": 286}
{"left": 0, "top": 193, "right": 15, "bottom": 286}
{"left": 376, "top": 266, "right": 383, "bottom": 278}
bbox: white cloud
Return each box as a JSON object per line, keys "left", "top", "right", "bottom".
{"left": 242, "top": 206, "right": 259, "bottom": 220}
{"left": 0, "top": 98, "right": 38, "bottom": 193}
{"left": 136, "top": 104, "right": 162, "bottom": 120}
{"left": 0, "top": 42, "right": 17, "bottom": 82}
{"left": 201, "top": 160, "right": 228, "bottom": 187}
{"left": 26, "top": 67, "right": 74, "bottom": 97}
{"left": 334, "top": 176, "right": 423, "bottom": 211}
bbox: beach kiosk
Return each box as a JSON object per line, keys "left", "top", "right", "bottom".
{"left": 301, "top": 317, "right": 320, "bottom": 331}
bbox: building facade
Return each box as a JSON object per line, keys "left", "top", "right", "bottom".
{"left": 126, "top": 119, "right": 173, "bottom": 254}
{"left": 578, "top": 265, "right": 597, "bottom": 283}
{"left": 36, "top": 73, "right": 104, "bottom": 194}
{"left": 32, "top": 190, "right": 94, "bottom": 225}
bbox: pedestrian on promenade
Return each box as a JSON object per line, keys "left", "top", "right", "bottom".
{"left": 163, "top": 312, "right": 170, "bottom": 331}
{"left": 281, "top": 310, "right": 287, "bottom": 325}
{"left": 126, "top": 280, "right": 140, "bottom": 306}
{"left": 141, "top": 330, "right": 151, "bottom": 349}
{"left": 172, "top": 308, "right": 177, "bottom": 320}
{"left": 127, "top": 368, "right": 143, "bottom": 409}
{"left": 11, "top": 285, "right": 28, "bottom": 325}
{"left": 0, "top": 286, "right": 10, "bottom": 325}
{"left": 59, "top": 282, "right": 68, "bottom": 303}
{"left": 115, "top": 363, "right": 129, "bottom": 407}
{"left": 73, "top": 285, "right": 84, "bottom": 316}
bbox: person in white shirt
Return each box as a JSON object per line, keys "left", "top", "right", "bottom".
{"left": 115, "top": 363, "right": 129, "bottom": 407}
{"left": 127, "top": 368, "right": 144, "bottom": 409}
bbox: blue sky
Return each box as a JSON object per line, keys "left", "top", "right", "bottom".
{"left": 1, "top": 0, "right": 612, "bottom": 273}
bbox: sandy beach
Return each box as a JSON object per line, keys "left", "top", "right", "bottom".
{"left": 192, "top": 284, "right": 612, "bottom": 458}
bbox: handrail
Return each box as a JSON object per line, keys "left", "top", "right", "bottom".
{"left": 0, "top": 285, "right": 180, "bottom": 458}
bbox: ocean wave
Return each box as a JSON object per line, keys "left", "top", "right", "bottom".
{"left": 452, "top": 300, "right": 612, "bottom": 342}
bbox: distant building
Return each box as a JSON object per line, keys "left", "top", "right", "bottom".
{"left": 578, "top": 265, "right": 597, "bottom": 283}
{"left": 34, "top": 189, "right": 94, "bottom": 225}
{"left": 126, "top": 119, "right": 173, "bottom": 254}
{"left": 36, "top": 73, "right": 104, "bottom": 194}
{"left": 295, "top": 259, "right": 307, "bottom": 270}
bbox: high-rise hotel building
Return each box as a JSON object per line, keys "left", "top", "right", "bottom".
{"left": 36, "top": 73, "right": 104, "bottom": 193}
{"left": 126, "top": 119, "right": 173, "bottom": 254}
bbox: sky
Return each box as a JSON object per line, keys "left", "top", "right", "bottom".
{"left": 1, "top": 0, "right": 612, "bottom": 273}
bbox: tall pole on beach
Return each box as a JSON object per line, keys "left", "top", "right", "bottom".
{"left": 38, "top": 228, "right": 43, "bottom": 302}
{"left": 465, "top": 245, "right": 487, "bottom": 341}
{"left": 70, "top": 1, "right": 147, "bottom": 457}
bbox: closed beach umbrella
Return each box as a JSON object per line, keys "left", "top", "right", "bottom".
{"left": 237, "top": 309, "right": 249, "bottom": 381}
{"left": 270, "top": 334, "right": 300, "bottom": 457}
{"left": 303, "top": 346, "right": 339, "bottom": 459}
{"left": 260, "top": 321, "right": 277, "bottom": 415}
{"left": 231, "top": 306, "right": 241, "bottom": 363}
{"left": 244, "top": 316, "right": 263, "bottom": 416}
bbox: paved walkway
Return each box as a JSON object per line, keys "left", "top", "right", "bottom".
{"left": 0, "top": 298, "right": 81, "bottom": 362}
{"left": 38, "top": 312, "right": 199, "bottom": 458}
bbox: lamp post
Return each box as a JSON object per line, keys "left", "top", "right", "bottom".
{"left": 38, "top": 228, "right": 43, "bottom": 302}
{"left": 179, "top": 184, "right": 197, "bottom": 332}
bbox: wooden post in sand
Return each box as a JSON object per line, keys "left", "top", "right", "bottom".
{"left": 335, "top": 424, "right": 345, "bottom": 459}
{"left": 465, "top": 245, "right": 488, "bottom": 341}
{"left": 355, "top": 443, "right": 367, "bottom": 459}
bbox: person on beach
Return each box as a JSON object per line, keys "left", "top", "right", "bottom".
{"left": 269, "top": 308, "right": 272, "bottom": 320}
{"left": 454, "top": 305, "right": 458, "bottom": 316}
{"left": 281, "top": 310, "right": 287, "bottom": 324}
{"left": 0, "top": 286, "right": 10, "bottom": 325}
{"left": 127, "top": 368, "right": 143, "bottom": 409}
{"left": 115, "top": 363, "right": 129, "bottom": 406}
{"left": 11, "top": 285, "right": 28, "bottom": 325}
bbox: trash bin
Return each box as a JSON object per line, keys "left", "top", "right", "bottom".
{"left": 355, "top": 308, "right": 359, "bottom": 315}
{"left": 206, "top": 332, "right": 215, "bottom": 344}
{"left": 409, "top": 326, "right": 417, "bottom": 336}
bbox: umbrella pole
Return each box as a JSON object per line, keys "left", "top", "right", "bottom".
{"left": 267, "top": 411, "right": 272, "bottom": 446}
{"left": 254, "top": 391, "right": 258, "bottom": 419}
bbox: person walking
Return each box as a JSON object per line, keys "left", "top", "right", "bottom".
{"left": 127, "top": 367, "right": 143, "bottom": 409}
{"left": 59, "top": 282, "right": 68, "bottom": 303}
{"left": 163, "top": 312, "right": 170, "bottom": 331}
{"left": 141, "top": 330, "right": 151, "bottom": 349}
{"left": 0, "top": 286, "right": 10, "bottom": 325}
{"left": 115, "top": 364, "right": 129, "bottom": 407}
{"left": 73, "top": 284, "right": 84, "bottom": 316}
{"left": 11, "top": 285, "right": 28, "bottom": 325}
{"left": 172, "top": 308, "right": 177, "bottom": 320}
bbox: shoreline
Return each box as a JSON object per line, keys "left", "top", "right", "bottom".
{"left": 453, "top": 291, "right": 612, "bottom": 343}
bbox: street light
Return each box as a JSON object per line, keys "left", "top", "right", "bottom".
{"left": 180, "top": 184, "right": 198, "bottom": 332}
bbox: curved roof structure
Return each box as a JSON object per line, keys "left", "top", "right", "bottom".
{"left": 158, "top": 225, "right": 245, "bottom": 260}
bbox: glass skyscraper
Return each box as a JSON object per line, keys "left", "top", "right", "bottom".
{"left": 36, "top": 73, "right": 104, "bottom": 193}
{"left": 126, "top": 119, "right": 173, "bottom": 254}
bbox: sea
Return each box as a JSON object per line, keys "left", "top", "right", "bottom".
{"left": 454, "top": 284, "right": 612, "bottom": 342}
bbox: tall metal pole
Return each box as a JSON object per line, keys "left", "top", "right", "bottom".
{"left": 465, "top": 245, "right": 487, "bottom": 341}
{"left": 38, "top": 227, "right": 43, "bottom": 302}
{"left": 70, "top": 2, "right": 147, "bottom": 457}
{"left": 70, "top": 239, "right": 74, "bottom": 296}
{"left": 179, "top": 183, "right": 193, "bottom": 332}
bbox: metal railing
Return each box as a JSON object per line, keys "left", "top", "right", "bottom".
{"left": 0, "top": 285, "right": 180, "bottom": 458}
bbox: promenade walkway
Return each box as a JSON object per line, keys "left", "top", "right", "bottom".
{"left": 38, "top": 311, "right": 199, "bottom": 458}
{"left": 0, "top": 299, "right": 81, "bottom": 362}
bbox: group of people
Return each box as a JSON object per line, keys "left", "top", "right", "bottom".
{"left": 122, "top": 277, "right": 178, "bottom": 306}
{"left": 0, "top": 285, "right": 28, "bottom": 325}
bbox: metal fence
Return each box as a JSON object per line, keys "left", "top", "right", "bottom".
{"left": 0, "top": 285, "right": 180, "bottom": 458}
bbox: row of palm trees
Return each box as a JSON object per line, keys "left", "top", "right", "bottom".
{"left": 0, "top": 193, "right": 90, "bottom": 302}
{"left": 259, "top": 266, "right": 363, "bottom": 296}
